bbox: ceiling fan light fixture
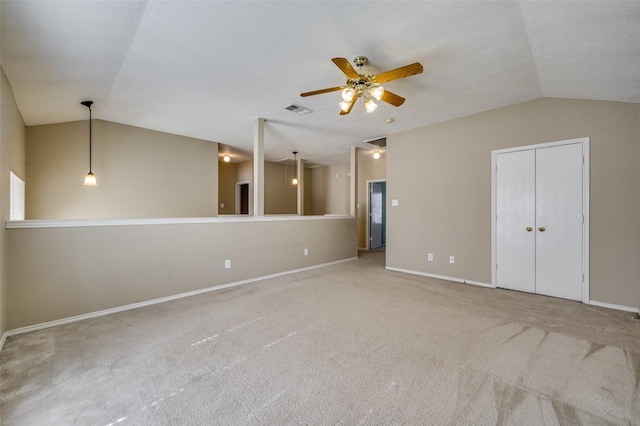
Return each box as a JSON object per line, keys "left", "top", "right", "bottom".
{"left": 300, "top": 56, "right": 422, "bottom": 116}
{"left": 364, "top": 98, "right": 378, "bottom": 113}
{"left": 370, "top": 85, "right": 385, "bottom": 100}
{"left": 341, "top": 87, "right": 356, "bottom": 102}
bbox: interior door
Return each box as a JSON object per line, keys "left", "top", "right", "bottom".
{"left": 496, "top": 150, "right": 536, "bottom": 293}
{"left": 535, "top": 144, "right": 583, "bottom": 301}
{"left": 238, "top": 182, "right": 249, "bottom": 215}
{"left": 369, "top": 181, "right": 386, "bottom": 250}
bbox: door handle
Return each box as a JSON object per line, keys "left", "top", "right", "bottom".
{"left": 538, "top": 227, "right": 546, "bottom": 232}
{"left": 526, "top": 227, "right": 533, "bottom": 232}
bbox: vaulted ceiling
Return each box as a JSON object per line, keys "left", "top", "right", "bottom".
{"left": 2, "top": 1, "right": 639, "bottom": 164}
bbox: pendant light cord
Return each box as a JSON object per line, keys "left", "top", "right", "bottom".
{"left": 88, "top": 106, "right": 92, "bottom": 173}
{"left": 81, "top": 100, "right": 94, "bottom": 174}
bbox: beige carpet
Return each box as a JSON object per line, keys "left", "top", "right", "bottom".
{"left": 1, "top": 251, "right": 639, "bottom": 425}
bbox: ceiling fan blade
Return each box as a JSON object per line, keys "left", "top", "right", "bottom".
{"left": 339, "top": 96, "right": 357, "bottom": 115}
{"left": 332, "top": 57, "right": 359, "bottom": 79}
{"left": 380, "top": 90, "right": 405, "bottom": 107}
{"left": 375, "top": 62, "right": 423, "bottom": 84}
{"left": 301, "top": 86, "right": 343, "bottom": 97}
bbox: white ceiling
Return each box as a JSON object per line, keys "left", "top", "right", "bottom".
{"left": 2, "top": 1, "right": 639, "bottom": 165}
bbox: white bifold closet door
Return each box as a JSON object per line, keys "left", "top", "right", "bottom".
{"left": 496, "top": 143, "right": 583, "bottom": 301}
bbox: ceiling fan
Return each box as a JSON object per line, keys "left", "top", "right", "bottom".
{"left": 301, "top": 56, "right": 423, "bottom": 115}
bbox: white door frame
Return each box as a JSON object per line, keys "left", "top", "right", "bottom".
{"left": 366, "top": 179, "right": 386, "bottom": 250}
{"left": 236, "top": 181, "right": 252, "bottom": 215}
{"left": 491, "top": 137, "right": 590, "bottom": 303}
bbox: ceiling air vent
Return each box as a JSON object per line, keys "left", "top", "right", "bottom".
{"left": 285, "top": 104, "right": 312, "bottom": 115}
{"left": 365, "top": 136, "right": 387, "bottom": 148}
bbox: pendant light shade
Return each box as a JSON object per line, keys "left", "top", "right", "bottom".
{"left": 81, "top": 100, "right": 97, "bottom": 186}
{"left": 292, "top": 151, "right": 298, "bottom": 185}
{"left": 370, "top": 86, "right": 385, "bottom": 101}
{"left": 341, "top": 87, "right": 356, "bottom": 102}
{"left": 83, "top": 172, "right": 97, "bottom": 186}
{"left": 364, "top": 98, "right": 378, "bottom": 113}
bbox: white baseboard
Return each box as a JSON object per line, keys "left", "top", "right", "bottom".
{"left": 385, "top": 266, "right": 493, "bottom": 288}
{"left": 0, "top": 331, "right": 7, "bottom": 353}
{"left": 385, "top": 267, "right": 639, "bottom": 314}
{"left": 588, "top": 300, "right": 639, "bottom": 313}
{"left": 5, "top": 257, "right": 358, "bottom": 340}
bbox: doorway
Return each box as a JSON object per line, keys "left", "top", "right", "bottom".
{"left": 492, "top": 138, "right": 589, "bottom": 302}
{"left": 236, "top": 181, "right": 250, "bottom": 215}
{"left": 367, "top": 180, "right": 386, "bottom": 250}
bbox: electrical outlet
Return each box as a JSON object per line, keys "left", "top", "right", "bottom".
{"left": 428, "top": 253, "right": 433, "bottom": 261}
{"left": 225, "top": 259, "right": 231, "bottom": 269}
{"left": 304, "top": 248, "right": 308, "bottom": 256}
{"left": 220, "top": 203, "right": 225, "bottom": 209}
{"left": 449, "top": 256, "right": 455, "bottom": 264}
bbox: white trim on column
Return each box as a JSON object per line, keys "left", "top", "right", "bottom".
{"left": 350, "top": 147, "right": 358, "bottom": 217}
{"left": 253, "top": 117, "right": 265, "bottom": 216}
{"left": 296, "top": 156, "right": 304, "bottom": 215}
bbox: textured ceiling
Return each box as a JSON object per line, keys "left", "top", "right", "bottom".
{"left": 2, "top": 1, "right": 639, "bottom": 165}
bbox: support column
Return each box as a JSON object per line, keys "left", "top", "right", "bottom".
{"left": 350, "top": 146, "right": 358, "bottom": 216}
{"left": 296, "top": 157, "right": 304, "bottom": 215}
{"left": 253, "top": 118, "right": 265, "bottom": 216}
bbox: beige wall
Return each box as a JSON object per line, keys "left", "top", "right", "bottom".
{"left": 387, "top": 98, "right": 640, "bottom": 309}
{"left": 237, "top": 159, "right": 253, "bottom": 184}
{"left": 7, "top": 217, "right": 357, "bottom": 329}
{"left": 264, "top": 161, "right": 296, "bottom": 215}
{"left": 218, "top": 159, "right": 299, "bottom": 215}
{"left": 218, "top": 160, "right": 237, "bottom": 214}
{"left": 309, "top": 163, "right": 350, "bottom": 215}
{"left": 357, "top": 153, "right": 387, "bottom": 248}
{"left": 26, "top": 120, "right": 218, "bottom": 219}
{"left": 1, "top": 68, "right": 27, "bottom": 339}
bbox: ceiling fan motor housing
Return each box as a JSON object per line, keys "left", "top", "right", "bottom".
{"left": 348, "top": 56, "right": 379, "bottom": 95}
{"left": 353, "top": 56, "right": 368, "bottom": 68}
{"left": 348, "top": 76, "right": 375, "bottom": 96}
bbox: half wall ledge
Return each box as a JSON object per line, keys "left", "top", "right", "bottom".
{"left": 6, "top": 215, "right": 357, "bottom": 329}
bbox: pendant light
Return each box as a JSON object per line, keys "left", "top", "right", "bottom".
{"left": 292, "top": 151, "right": 298, "bottom": 186}
{"left": 81, "top": 101, "right": 97, "bottom": 186}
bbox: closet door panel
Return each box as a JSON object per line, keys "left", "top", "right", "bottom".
{"left": 496, "top": 150, "right": 536, "bottom": 293}
{"left": 535, "top": 144, "right": 583, "bottom": 301}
